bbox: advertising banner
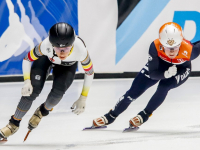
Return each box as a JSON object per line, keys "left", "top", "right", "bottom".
{"left": 0, "top": 0, "right": 200, "bottom": 76}
{"left": 0, "top": 0, "right": 77, "bottom": 75}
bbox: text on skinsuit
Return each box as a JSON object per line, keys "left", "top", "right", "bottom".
{"left": 175, "top": 68, "right": 190, "bottom": 84}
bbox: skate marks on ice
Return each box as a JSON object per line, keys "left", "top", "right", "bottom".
{"left": 188, "top": 124, "right": 200, "bottom": 129}
{"left": 78, "top": 129, "right": 200, "bottom": 148}
{"left": 0, "top": 143, "right": 76, "bottom": 150}
{"left": 1, "top": 79, "right": 200, "bottom": 150}
{"left": 2, "top": 129, "right": 200, "bottom": 150}
{"left": 76, "top": 129, "right": 200, "bottom": 148}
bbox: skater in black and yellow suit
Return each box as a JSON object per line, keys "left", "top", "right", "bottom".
{"left": 0, "top": 23, "right": 94, "bottom": 142}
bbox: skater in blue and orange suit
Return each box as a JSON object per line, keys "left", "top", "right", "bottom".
{"left": 92, "top": 22, "right": 200, "bottom": 128}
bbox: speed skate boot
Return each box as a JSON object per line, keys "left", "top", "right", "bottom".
{"left": 129, "top": 110, "right": 152, "bottom": 127}
{"left": 28, "top": 103, "right": 50, "bottom": 130}
{"left": 24, "top": 104, "right": 51, "bottom": 142}
{"left": 0, "top": 116, "right": 20, "bottom": 142}
{"left": 93, "top": 110, "right": 117, "bottom": 127}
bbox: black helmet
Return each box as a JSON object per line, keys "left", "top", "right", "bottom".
{"left": 49, "top": 22, "right": 75, "bottom": 47}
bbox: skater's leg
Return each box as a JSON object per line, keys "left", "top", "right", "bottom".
{"left": 0, "top": 56, "right": 51, "bottom": 139}
{"left": 93, "top": 72, "right": 158, "bottom": 127}
{"left": 130, "top": 69, "right": 190, "bottom": 127}
{"left": 129, "top": 79, "right": 171, "bottom": 127}
{"left": 44, "top": 62, "right": 77, "bottom": 110}
{"left": 14, "top": 56, "right": 51, "bottom": 120}
{"left": 111, "top": 72, "right": 158, "bottom": 117}
{"left": 28, "top": 62, "right": 77, "bottom": 130}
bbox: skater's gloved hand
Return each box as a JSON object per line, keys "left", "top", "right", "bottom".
{"left": 164, "top": 65, "right": 177, "bottom": 78}
{"left": 71, "top": 95, "right": 87, "bottom": 115}
{"left": 21, "top": 79, "right": 33, "bottom": 96}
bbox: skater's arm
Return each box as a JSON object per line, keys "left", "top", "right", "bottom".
{"left": 191, "top": 40, "right": 200, "bottom": 60}
{"left": 80, "top": 51, "right": 94, "bottom": 97}
{"left": 23, "top": 43, "right": 43, "bottom": 80}
{"left": 148, "top": 42, "right": 165, "bottom": 80}
{"left": 71, "top": 50, "right": 94, "bottom": 115}
{"left": 21, "top": 43, "right": 44, "bottom": 96}
{"left": 22, "top": 59, "right": 32, "bottom": 80}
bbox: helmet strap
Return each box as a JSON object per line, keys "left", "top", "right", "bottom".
{"left": 53, "top": 49, "right": 58, "bottom": 57}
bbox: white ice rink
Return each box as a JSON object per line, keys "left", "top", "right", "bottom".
{"left": 0, "top": 78, "right": 200, "bottom": 150}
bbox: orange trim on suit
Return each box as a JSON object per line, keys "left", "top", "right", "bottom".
{"left": 154, "top": 39, "right": 193, "bottom": 64}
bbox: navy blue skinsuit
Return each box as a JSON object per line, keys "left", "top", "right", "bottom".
{"left": 110, "top": 40, "right": 200, "bottom": 118}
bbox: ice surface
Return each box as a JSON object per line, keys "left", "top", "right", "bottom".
{"left": 0, "top": 78, "right": 200, "bottom": 150}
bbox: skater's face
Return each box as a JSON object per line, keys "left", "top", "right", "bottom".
{"left": 164, "top": 44, "right": 180, "bottom": 59}
{"left": 54, "top": 46, "right": 72, "bottom": 60}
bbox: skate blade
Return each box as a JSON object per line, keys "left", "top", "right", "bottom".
{"left": 24, "top": 130, "right": 31, "bottom": 142}
{"left": 0, "top": 138, "right": 7, "bottom": 144}
{"left": 123, "top": 127, "right": 139, "bottom": 132}
{"left": 83, "top": 126, "right": 107, "bottom": 130}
